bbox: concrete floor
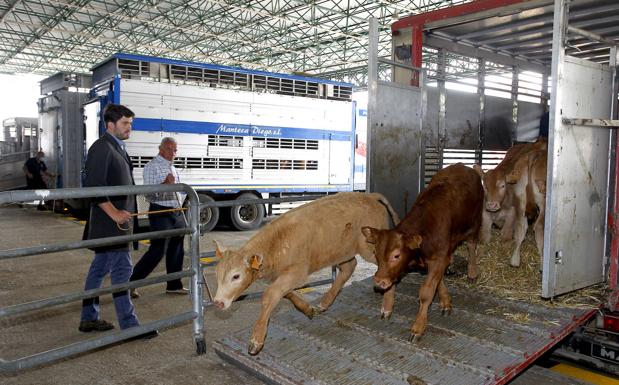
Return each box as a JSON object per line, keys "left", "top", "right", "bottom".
{"left": 0, "top": 204, "right": 374, "bottom": 385}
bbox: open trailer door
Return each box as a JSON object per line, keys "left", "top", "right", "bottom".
{"left": 543, "top": 0, "right": 616, "bottom": 298}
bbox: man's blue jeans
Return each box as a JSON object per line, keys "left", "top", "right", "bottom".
{"left": 81, "top": 250, "right": 139, "bottom": 329}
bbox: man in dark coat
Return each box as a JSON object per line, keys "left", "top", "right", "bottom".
{"left": 78, "top": 103, "right": 157, "bottom": 339}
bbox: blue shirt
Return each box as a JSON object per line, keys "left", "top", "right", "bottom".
{"left": 143, "top": 155, "right": 185, "bottom": 208}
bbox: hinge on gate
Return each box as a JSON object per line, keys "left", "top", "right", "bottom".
{"left": 555, "top": 250, "right": 564, "bottom": 265}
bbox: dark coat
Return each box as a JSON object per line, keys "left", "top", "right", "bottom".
{"left": 82, "top": 132, "right": 137, "bottom": 252}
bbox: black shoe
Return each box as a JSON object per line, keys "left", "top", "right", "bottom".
{"left": 129, "top": 330, "right": 159, "bottom": 341}
{"left": 79, "top": 319, "right": 115, "bottom": 332}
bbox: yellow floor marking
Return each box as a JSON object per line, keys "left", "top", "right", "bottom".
{"left": 200, "top": 257, "right": 218, "bottom": 264}
{"left": 296, "top": 287, "right": 315, "bottom": 294}
{"left": 551, "top": 363, "right": 619, "bottom": 385}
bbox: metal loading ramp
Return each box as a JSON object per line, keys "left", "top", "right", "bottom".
{"left": 213, "top": 274, "right": 595, "bottom": 385}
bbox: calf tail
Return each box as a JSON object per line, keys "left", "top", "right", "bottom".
{"left": 374, "top": 193, "right": 400, "bottom": 227}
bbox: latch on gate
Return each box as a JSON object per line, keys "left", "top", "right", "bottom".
{"left": 555, "top": 250, "right": 564, "bottom": 264}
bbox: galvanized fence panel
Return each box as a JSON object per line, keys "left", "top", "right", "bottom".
{"left": 0, "top": 183, "right": 206, "bottom": 371}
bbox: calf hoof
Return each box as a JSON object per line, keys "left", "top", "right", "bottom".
{"left": 510, "top": 259, "right": 521, "bottom": 268}
{"left": 314, "top": 305, "right": 327, "bottom": 314}
{"left": 408, "top": 333, "right": 421, "bottom": 343}
{"left": 380, "top": 310, "right": 392, "bottom": 320}
{"left": 441, "top": 307, "right": 452, "bottom": 316}
{"left": 247, "top": 340, "right": 264, "bottom": 356}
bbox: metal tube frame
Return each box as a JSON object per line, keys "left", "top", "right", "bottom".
{"left": 0, "top": 183, "right": 206, "bottom": 371}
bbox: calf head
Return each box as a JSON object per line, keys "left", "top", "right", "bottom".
{"left": 213, "top": 241, "right": 262, "bottom": 310}
{"left": 474, "top": 164, "right": 506, "bottom": 212}
{"left": 361, "top": 227, "right": 422, "bottom": 292}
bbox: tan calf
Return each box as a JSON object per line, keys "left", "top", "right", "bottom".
{"left": 474, "top": 139, "right": 547, "bottom": 267}
{"left": 507, "top": 148, "right": 548, "bottom": 263}
{"left": 212, "top": 192, "right": 399, "bottom": 355}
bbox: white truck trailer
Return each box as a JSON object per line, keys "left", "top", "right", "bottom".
{"left": 85, "top": 53, "right": 356, "bottom": 231}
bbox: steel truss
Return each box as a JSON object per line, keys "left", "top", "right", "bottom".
{"left": 0, "top": 0, "right": 470, "bottom": 84}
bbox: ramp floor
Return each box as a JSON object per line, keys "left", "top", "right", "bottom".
{"left": 213, "top": 274, "right": 595, "bottom": 385}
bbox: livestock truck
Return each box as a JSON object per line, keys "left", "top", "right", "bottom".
{"left": 85, "top": 53, "right": 360, "bottom": 231}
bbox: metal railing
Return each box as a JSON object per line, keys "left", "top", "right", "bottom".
{"left": 0, "top": 183, "right": 206, "bottom": 372}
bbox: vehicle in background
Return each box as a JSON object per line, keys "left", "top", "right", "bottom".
{"left": 0, "top": 117, "right": 38, "bottom": 191}
{"left": 38, "top": 72, "right": 92, "bottom": 210}
{"left": 85, "top": 53, "right": 356, "bottom": 232}
{"left": 353, "top": 91, "right": 367, "bottom": 191}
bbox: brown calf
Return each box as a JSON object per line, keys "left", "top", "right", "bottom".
{"left": 212, "top": 192, "right": 399, "bottom": 355}
{"left": 362, "top": 163, "right": 483, "bottom": 341}
{"left": 474, "top": 139, "right": 547, "bottom": 266}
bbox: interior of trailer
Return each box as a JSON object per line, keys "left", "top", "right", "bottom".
{"left": 367, "top": 0, "right": 619, "bottom": 300}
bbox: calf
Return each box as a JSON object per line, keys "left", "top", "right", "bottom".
{"left": 362, "top": 163, "right": 483, "bottom": 341}
{"left": 213, "top": 192, "right": 399, "bottom": 355}
{"left": 507, "top": 148, "right": 548, "bottom": 262}
{"left": 474, "top": 140, "right": 547, "bottom": 266}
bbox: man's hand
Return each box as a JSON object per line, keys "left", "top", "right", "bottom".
{"left": 99, "top": 202, "right": 132, "bottom": 225}
{"left": 163, "top": 173, "right": 175, "bottom": 184}
{"left": 110, "top": 209, "right": 132, "bottom": 225}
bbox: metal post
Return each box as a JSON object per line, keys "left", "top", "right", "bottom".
{"left": 437, "top": 49, "right": 447, "bottom": 169}
{"left": 477, "top": 58, "right": 486, "bottom": 165}
{"left": 543, "top": 0, "right": 569, "bottom": 299}
{"left": 367, "top": 17, "right": 378, "bottom": 193}
{"left": 511, "top": 65, "right": 519, "bottom": 145}
{"left": 187, "top": 187, "right": 206, "bottom": 354}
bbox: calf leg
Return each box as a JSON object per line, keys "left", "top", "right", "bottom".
{"left": 500, "top": 207, "right": 516, "bottom": 241}
{"left": 316, "top": 257, "right": 356, "bottom": 312}
{"left": 480, "top": 210, "right": 492, "bottom": 244}
{"left": 284, "top": 291, "right": 316, "bottom": 319}
{"left": 466, "top": 240, "right": 479, "bottom": 282}
{"left": 510, "top": 212, "right": 528, "bottom": 268}
{"left": 249, "top": 273, "right": 305, "bottom": 355}
{"left": 410, "top": 257, "right": 447, "bottom": 342}
{"left": 534, "top": 207, "right": 545, "bottom": 257}
{"left": 437, "top": 278, "right": 452, "bottom": 315}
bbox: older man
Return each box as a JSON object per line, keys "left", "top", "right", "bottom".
{"left": 130, "top": 137, "right": 188, "bottom": 297}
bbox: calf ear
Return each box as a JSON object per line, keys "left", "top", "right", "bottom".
{"left": 506, "top": 169, "right": 520, "bottom": 184}
{"left": 472, "top": 164, "right": 484, "bottom": 177}
{"left": 404, "top": 234, "right": 422, "bottom": 250}
{"left": 213, "top": 240, "right": 225, "bottom": 259}
{"left": 361, "top": 227, "right": 378, "bottom": 244}
{"left": 249, "top": 255, "right": 263, "bottom": 271}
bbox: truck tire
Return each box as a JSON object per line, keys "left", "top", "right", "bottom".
{"left": 197, "top": 194, "right": 219, "bottom": 234}
{"left": 230, "top": 192, "right": 264, "bottom": 231}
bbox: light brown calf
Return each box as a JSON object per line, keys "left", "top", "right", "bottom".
{"left": 212, "top": 192, "right": 399, "bottom": 355}
{"left": 507, "top": 148, "right": 548, "bottom": 262}
{"left": 474, "top": 139, "right": 547, "bottom": 267}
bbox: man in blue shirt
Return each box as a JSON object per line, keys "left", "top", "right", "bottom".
{"left": 130, "top": 137, "right": 188, "bottom": 298}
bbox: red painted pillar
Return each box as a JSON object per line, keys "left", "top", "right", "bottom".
{"left": 411, "top": 23, "right": 423, "bottom": 87}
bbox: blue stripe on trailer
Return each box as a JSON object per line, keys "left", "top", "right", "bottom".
{"left": 132, "top": 118, "right": 352, "bottom": 141}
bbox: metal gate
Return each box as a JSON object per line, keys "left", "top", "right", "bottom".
{"left": 543, "top": 0, "right": 619, "bottom": 297}
{"left": 366, "top": 18, "right": 424, "bottom": 218}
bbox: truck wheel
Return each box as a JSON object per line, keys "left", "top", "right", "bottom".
{"left": 230, "top": 193, "right": 264, "bottom": 231}
{"left": 197, "top": 194, "right": 219, "bottom": 234}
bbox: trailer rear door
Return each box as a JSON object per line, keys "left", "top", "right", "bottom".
{"left": 543, "top": 1, "right": 615, "bottom": 297}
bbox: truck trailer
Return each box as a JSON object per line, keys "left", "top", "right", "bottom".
{"left": 85, "top": 53, "right": 357, "bottom": 231}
